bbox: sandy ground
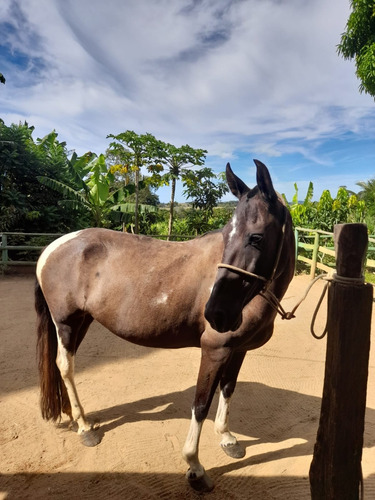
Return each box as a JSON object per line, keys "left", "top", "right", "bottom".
{"left": 0, "top": 274, "right": 374, "bottom": 499}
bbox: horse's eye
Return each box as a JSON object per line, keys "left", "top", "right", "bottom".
{"left": 246, "top": 233, "right": 263, "bottom": 248}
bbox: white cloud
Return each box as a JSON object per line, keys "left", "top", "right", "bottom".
{"left": 1, "top": 0, "right": 374, "bottom": 202}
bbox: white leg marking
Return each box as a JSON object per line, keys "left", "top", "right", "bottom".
{"left": 214, "top": 391, "right": 237, "bottom": 446}
{"left": 55, "top": 330, "right": 91, "bottom": 434}
{"left": 182, "top": 409, "right": 205, "bottom": 478}
{"left": 36, "top": 231, "right": 81, "bottom": 286}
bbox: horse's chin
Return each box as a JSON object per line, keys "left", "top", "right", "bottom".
{"left": 205, "top": 310, "right": 243, "bottom": 333}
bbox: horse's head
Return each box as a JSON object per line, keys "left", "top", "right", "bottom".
{"left": 205, "top": 159, "right": 288, "bottom": 333}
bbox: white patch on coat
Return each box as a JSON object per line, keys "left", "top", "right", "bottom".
{"left": 154, "top": 292, "right": 169, "bottom": 305}
{"left": 228, "top": 214, "right": 238, "bottom": 243}
{"left": 36, "top": 231, "right": 81, "bottom": 286}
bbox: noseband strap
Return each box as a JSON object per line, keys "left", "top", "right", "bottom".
{"left": 217, "top": 263, "right": 268, "bottom": 283}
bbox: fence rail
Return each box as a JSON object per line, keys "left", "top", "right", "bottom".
{"left": 295, "top": 227, "right": 375, "bottom": 278}
{"left": 2, "top": 229, "right": 375, "bottom": 277}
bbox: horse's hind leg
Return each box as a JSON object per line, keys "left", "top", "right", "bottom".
{"left": 214, "top": 350, "right": 246, "bottom": 459}
{"left": 54, "top": 315, "right": 100, "bottom": 447}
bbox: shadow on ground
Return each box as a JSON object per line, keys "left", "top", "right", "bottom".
{"left": 84, "top": 381, "right": 375, "bottom": 452}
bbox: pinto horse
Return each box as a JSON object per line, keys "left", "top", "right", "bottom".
{"left": 35, "top": 160, "right": 295, "bottom": 492}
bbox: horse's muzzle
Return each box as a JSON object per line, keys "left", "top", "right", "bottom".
{"left": 204, "top": 304, "right": 242, "bottom": 333}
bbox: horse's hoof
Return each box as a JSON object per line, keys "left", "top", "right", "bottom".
{"left": 80, "top": 428, "right": 102, "bottom": 447}
{"left": 221, "top": 441, "right": 246, "bottom": 459}
{"left": 187, "top": 469, "right": 214, "bottom": 493}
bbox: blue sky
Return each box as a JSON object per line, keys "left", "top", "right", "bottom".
{"left": 0, "top": 0, "right": 374, "bottom": 203}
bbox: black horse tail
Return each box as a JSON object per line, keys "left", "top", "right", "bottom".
{"left": 35, "top": 280, "right": 71, "bottom": 421}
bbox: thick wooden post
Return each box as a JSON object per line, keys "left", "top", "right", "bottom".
{"left": 309, "top": 223, "right": 372, "bottom": 499}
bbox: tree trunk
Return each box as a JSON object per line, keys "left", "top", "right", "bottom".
{"left": 168, "top": 177, "right": 176, "bottom": 241}
{"left": 134, "top": 168, "right": 139, "bottom": 234}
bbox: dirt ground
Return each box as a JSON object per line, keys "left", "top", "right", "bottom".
{"left": 0, "top": 274, "right": 374, "bottom": 500}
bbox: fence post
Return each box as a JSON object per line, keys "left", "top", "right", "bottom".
{"left": 294, "top": 228, "right": 299, "bottom": 273}
{"left": 309, "top": 223, "right": 372, "bottom": 499}
{"left": 310, "top": 231, "right": 320, "bottom": 278}
{"left": 1, "top": 234, "right": 8, "bottom": 265}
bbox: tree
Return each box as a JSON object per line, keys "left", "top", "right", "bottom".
{"left": 182, "top": 167, "right": 229, "bottom": 234}
{"left": 107, "top": 131, "right": 160, "bottom": 234}
{"left": 0, "top": 73, "right": 5, "bottom": 84}
{"left": 0, "top": 122, "right": 76, "bottom": 232}
{"left": 151, "top": 142, "right": 207, "bottom": 239}
{"left": 337, "top": 0, "right": 375, "bottom": 97}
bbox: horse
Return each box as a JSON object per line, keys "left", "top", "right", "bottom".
{"left": 35, "top": 159, "right": 295, "bottom": 492}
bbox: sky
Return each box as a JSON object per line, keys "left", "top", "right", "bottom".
{"left": 0, "top": 0, "right": 374, "bottom": 203}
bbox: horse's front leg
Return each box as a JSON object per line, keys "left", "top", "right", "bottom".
{"left": 214, "top": 350, "right": 247, "bottom": 459}
{"left": 182, "top": 347, "right": 229, "bottom": 492}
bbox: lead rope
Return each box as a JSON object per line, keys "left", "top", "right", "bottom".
{"left": 262, "top": 271, "right": 366, "bottom": 340}
{"left": 260, "top": 273, "right": 330, "bottom": 329}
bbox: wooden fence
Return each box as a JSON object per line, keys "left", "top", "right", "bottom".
{"left": 294, "top": 227, "right": 375, "bottom": 278}
{"left": 2, "top": 228, "right": 375, "bottom": 278}
{"left": 0, "top": 232, "right": 193, "bottom": 267}
{"left": 0, "top": 232, "right": 63, "bottom": 266}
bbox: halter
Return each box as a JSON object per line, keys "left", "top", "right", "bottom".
{"left": 217, "top": 209, "right": 289, "bottom": 318}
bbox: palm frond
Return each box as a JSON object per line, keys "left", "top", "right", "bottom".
{"left": 37, "top": 176, "right": 87, "bottom": 204}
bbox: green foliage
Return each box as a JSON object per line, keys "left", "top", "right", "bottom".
{"left": 38, "top": 151, "right": 156, "bottom": 228}
{"left": 338, "top": 0, "right": 375, "bottom": 97}
{"left": 148, "top": 204, "right": 233, "bottom": 237}
{"left": 4, "top": 119, "right": 374, "bottom": 239}
{"left": 356, "top": 177, "right": 375, "bottom": 232}
{"left": 284, "top": 181, "right": 317, "bottom": 227}
{"left": 285, "top": 182, "right": 366, "bottom": 232}
{"left": 0, "top": 123, "right": 79, "bottom": 232}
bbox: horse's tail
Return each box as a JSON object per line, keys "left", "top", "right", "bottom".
{"left": 35, "top": 279, "right": 71, "bottom": 421}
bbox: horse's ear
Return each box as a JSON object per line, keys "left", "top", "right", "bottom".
{"left": 254, "top": 159, "right": 277, "bottom": 203}
{"left": 226, "top": 162, "right": 250, "bottom": 199}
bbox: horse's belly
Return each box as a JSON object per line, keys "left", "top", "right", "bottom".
{"left": 92, "top": 301, "right": 204, "bottom": 349}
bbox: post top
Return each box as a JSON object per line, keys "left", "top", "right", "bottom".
{"left": 334, "top": 224, "right": 368, "bottom": 279}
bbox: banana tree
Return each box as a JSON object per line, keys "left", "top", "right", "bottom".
{"left": 38, "top": 152, "right": 156, "bottom": 228}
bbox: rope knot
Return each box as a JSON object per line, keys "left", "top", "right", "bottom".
{"left": 282, "top": 311, "right": 295, "bottom": 320}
